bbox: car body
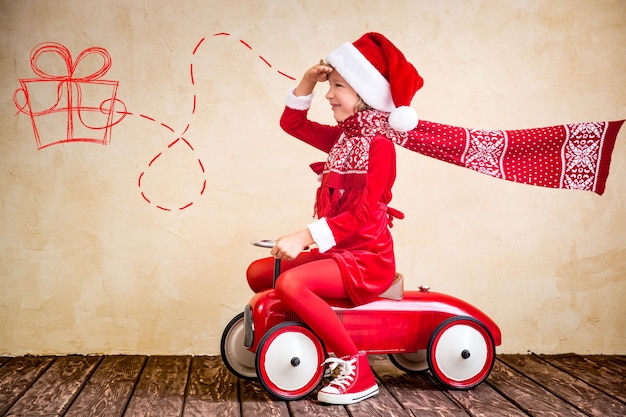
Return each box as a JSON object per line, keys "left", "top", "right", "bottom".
{"left": 221, "top": 276, "right": 501, "bottom": 400}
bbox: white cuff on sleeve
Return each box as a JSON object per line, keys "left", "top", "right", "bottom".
{"left": 308, "top": 218, "right": 336, "bottom": 253}
{"left": 285, "top": 87, "right": 313, "bottom": 110}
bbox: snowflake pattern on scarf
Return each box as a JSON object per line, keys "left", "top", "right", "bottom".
{"left": 463, "top": 129, "right": 507, "bottom": 179}
{"left": 325, "top": 110, "right": 406, "bottom": 178}
{"left": 400, "top": 119, "right": 622, "bottom": 194}
{"left": 562, "top": 122, "right": 605, "bottom": 191}
{"left": 325, "top": 136, "right": 370, "bottom": 176}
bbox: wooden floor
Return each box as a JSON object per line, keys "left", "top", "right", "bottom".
{"left": 0, "top": 354, "right": 624, "bottom": 417}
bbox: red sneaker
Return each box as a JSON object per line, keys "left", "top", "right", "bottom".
{"left": 317, "top": 352, "right": 379, "bottom": 405}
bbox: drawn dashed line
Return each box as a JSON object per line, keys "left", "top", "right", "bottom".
{"left": 258, "top": 55, "right": 272, "bottom": 67}
{"left": 136, "top": 32, "right": 295, "bottom": 211}
{"left": 161, "top": 123, "right": 174, "bottom": 133}
{"left": 148, "top": 152, "right": 162, "bottom": 167}
{"left": 180, "top": 137, "right": 194, "bottom": 150}
{"left": 209, "top": 32, "right": 295, "bottom": 80}
{"left": 192, "top": 37, "right": 205, "bottom": 55}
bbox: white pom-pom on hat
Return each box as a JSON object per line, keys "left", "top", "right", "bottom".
{"left": 389, "top": 106, "right": 419, "bottom": 132}
{"left": 326, "top": 32, "right": 423, "bottom": 132}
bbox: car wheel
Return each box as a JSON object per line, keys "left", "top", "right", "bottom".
{"left": 256, "top": 322, "right": 326, "bottom": 400}
{"left": 427, "top": 316, "right": 496, "bottom": 390}
{"left": 388, "top": 350, "right": 429, "bottom": 373}
{"left": 220, "top": 312, "right": 257, "bottom": 380}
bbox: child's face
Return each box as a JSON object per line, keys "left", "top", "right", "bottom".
{"left": 325, "top": 71, "right": 360, "bottom": 123}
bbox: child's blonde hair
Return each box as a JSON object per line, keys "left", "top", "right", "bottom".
{"left": 354, "top": 96, "right": 372, "bottom": 113}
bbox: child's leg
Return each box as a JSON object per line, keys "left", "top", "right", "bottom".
{"left": 274, "top": 259, "right": 378, "bottom": 404}
{"left": 273, "top": 259, "right": 357, "bottom": 357}
{"left": 246, "top": 252, "right": 318, "bottom": 293}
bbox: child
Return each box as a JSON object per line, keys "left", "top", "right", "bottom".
{"left": 246, "top": 32, "right": 423, "bottom": 405}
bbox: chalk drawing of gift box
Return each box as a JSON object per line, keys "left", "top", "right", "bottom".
{"left": 14, "top": 42, "right": 127, "bottom": 150}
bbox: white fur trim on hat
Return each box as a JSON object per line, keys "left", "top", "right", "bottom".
{"left": 326, "top": 42, "right": 395, "bottom": 113}
{"left": 389, "top": 106, "right": 419, "bottom": 131}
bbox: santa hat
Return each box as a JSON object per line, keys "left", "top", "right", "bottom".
{"left": 326, "top": 32, "right": 423, "bottom": 131}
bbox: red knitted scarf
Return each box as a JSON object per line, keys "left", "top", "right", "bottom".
{"left": 315, "top": 111, "right": 624, "bottom": 218}
{"left": 403, "top": 119, "right": 624, "bottom": 195}
{"left": 316, "top": 110, "right": 399, "bottom": 217}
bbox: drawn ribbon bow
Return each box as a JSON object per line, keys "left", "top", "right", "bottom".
{"left": 14, "top": 42, "right": 126, "bottom": 148}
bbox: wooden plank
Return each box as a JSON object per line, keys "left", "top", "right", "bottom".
{"left": 346, "top": 376, "right": 412, "bottom": 417}
{"left": 369, "top": 355, "right": 468, "bottom": 416}
{"left": 123, "top": 355, "right": 191, "bottom": 417}
{"left": 585, "top": 355, "right": 626, "bottom": 377}
{"left": 537, "top": 354, "right": 626, "bottom": 403}
{"left": 444, "top": 381, "right": 528, "bottom": 417}
{"left": 0, "top": 353, "right": 622, "bottom": 417}
{"left": 499, "top": 354, "right": 626, "bottom": 417}
{"left": 0, "top": 356, "right": 55, "bottom": 415}
{"left": 239, "top": 378, "right": 290, "bottom": 417}
{"left": 182, "top": 356, "right": 240, "bottom": 417}
{"left": 591, "top": 354, "right": 626, "bottom": 366}
{"left": 64, "top": 355, "right": 146, "bottom": 417}
{"left": 488, "top": 358, "right": 587, "bottom": 416}
{"left": 5, "top": 355, "right": 101, "bottom": 417}
{"left": 288, "top": 397, "right": 349, "bottom": 417}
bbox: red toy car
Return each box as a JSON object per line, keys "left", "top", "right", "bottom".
{"left": 221, "top": 240, "right": 501, "bottom": 400}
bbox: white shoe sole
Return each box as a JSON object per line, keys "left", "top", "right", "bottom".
{"left": 317, "top": 384, "right": 379, "bottom": 405}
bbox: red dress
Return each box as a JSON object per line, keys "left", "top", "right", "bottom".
{"left": 280, "top": 106, "right": 399, "bottom": 306}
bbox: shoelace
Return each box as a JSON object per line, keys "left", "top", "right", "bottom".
{"left": 322, "top": 356, "right": 357, "bottom": 389}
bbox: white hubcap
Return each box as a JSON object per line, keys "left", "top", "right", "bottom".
{"left": 263, "top": 331, "right": 320, "bottom": 391}
{"left": 435, "top": 324, "right": 488, "bottom": 381}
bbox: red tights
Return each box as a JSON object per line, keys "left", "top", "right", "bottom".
{"left": 246, "top": 253, "right": 358, "bottom": 357}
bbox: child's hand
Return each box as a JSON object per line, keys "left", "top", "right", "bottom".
{"left": 271, "top": 229, "right": 314, "bottom": 261}
{"left": 294, "top": 62, "right": 333, "bottom": 96}
{"left": 304, "top": 61, "right": 333, "bottom": 83}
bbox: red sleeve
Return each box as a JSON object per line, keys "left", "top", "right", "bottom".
{"left": 326, "top": 136, "right": 396, "bottom": 243}
{"left": 280, "top": 106, "right": 342, "bottom": 153}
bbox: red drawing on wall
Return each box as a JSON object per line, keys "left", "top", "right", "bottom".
{"left": 13, "top": 42, "right": 127, "bottom": 150}
{"left": 13, "top": 34, "right": 294, "bottom": 211}
{"left": 135, "top": 32, "right": 294, "bottom": 211}
{"left": 137, "top": 137, "right": 207, "bottom": 211}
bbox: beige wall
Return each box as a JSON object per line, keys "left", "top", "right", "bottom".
{"left": 1, "top": 0, "right": 624, "bottom": 356}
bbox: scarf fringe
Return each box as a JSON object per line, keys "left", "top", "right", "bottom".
{"left": 315, "top": 187, "right": 369, "bottom": 219}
